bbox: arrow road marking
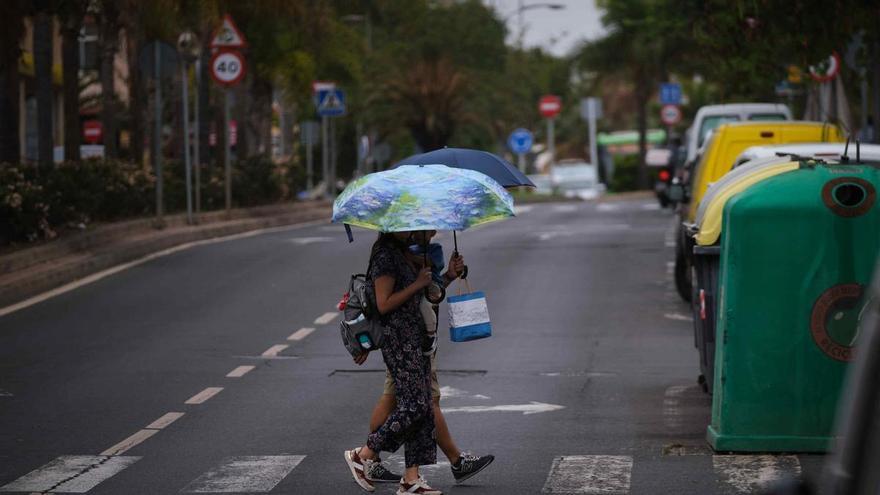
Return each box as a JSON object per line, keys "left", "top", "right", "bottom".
{"left": 442, "top": 401, "right": 564, "bottom": 415}
{"left": 438, "top": 386, "right": 490, "bottom": 401}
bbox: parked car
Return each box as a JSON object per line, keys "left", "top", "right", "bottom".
{"left": 550, "top": 159, "right": 604, "bottom": 200}
{"left": 670, "top": 120, "right": 844, "bottom": 302}
{"left": 683, "top": 103, "right": 793, "bottom": 167}
{"left": 733, "top": 142, "right": 880, "bottom": 168}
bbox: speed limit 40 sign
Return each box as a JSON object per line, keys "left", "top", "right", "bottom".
{"left": 210, "top": 50, "right": 246, "bottom": 87}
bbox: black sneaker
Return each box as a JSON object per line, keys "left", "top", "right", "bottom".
{"left": 451, "top": 453, "right": 494, "bottom": 483}
{"left": 365, "top": 457, "right": 402, "bottom": 483}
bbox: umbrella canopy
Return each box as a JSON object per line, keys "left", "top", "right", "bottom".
{"left": 332, "top": 165, "right": 514, "bottom": 232}
{"left": 395, "top": 147, "right": 536, "bottom": 188}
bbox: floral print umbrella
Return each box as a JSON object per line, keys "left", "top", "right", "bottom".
{"left": 332, "top": 165, "right": 515, "bottom": 232}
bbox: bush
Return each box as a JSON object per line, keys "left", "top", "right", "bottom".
{"left": 0, "top": 156, "right": 308, "bottom": 247}
{"left": 610, "top": 154, "right": 640, "bottom": 192}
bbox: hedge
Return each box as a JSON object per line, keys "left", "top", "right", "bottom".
{"left": 0, "top": 157, "right": 307, "bottom": 246}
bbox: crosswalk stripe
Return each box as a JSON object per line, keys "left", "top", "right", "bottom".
{"left": 100, "top": 429, "right": 159, "bottom": 456}
{"left": 185, "top": 387, "right": 224, "bottom": 405}
{"left": 181, "top": 455, "right": 306, "bottom": 493}
{"left": 313, "top": 312, "right": 338, "bottom": 325}
{"left": 0, "top": 455, "right": 140, "bottom": 493}
{"left": 713, "top": 455, "right": 801, "bottom": 494}
{"left": 287, "top": 327, "right": 315, "bottom": 341}
{"left": 542, "top": 455, "right": 633, "bottom": 494}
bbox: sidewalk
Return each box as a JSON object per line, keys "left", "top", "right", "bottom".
{"left": 0, "top": 201, "right": 331, "bottom": 309}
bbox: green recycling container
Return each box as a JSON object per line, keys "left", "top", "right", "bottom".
{"left": 708, "top": 162, "right": 880, "bottom": 452}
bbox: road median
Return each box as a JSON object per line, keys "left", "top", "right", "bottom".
{"left": 0, "top": 201, "right": 331, "bottom": 310}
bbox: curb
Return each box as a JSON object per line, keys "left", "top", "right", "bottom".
{"left": 0, "top": 202, "right": 331, "bottom": 309}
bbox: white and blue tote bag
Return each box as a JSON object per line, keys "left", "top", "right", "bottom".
{"left": 447, "top": 281, "right": 492, "bottom": 342}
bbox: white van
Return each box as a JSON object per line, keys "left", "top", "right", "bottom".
{"left": 684, "top": 103, "right": 793, "bottom": 165}
{"left": 550, "top": 159, "right": 603, "bottom": 200}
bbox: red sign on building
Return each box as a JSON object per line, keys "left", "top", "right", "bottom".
{"left": 539, "top": 95, "right": 562, "bottom": 119}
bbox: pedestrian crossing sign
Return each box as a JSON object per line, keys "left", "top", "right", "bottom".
{"left": 317, "top": 89, "right": 346, "bottom": 117}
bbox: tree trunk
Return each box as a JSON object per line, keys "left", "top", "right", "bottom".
{"left": 62, "top": 15, "right": 81, "bottom": 162}
{"left": 635, "top": 69, "right": 650, "bottom": 190}
{"left": 34, "top": 2, "right": 55, "bottom": 170}
{"left": 99, "top": 1, "right": 119, "bottom": 159}
{"left": 0, "top": 4, "right": 24, "bottom": 164}
{"left": 127, "top": 24, "right": 143, "bottom": 164}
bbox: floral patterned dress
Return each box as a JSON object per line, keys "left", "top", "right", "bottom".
{"left": 365, "top": 241, "right": 436, "bottom": 467}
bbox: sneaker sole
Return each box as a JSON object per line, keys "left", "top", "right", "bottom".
{"left": 454, "top": 456, "right": 495, "bottom": 484}
{"left": 344, "top": 450, "right": 375, "bottom": 492}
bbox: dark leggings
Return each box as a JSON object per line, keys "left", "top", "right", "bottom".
{"left": 366, "top": 327, "right": 436, "bottom": 467}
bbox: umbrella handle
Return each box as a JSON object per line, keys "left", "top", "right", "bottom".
{"left": 453, "top": 249, "right": 469, "bottom": 280}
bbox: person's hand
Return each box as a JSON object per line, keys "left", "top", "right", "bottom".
{"left": 413, "top": 267, "right": 432, "bottom": 290}
{"left": 447, "top": 254, "right": 464, "bottom": 279}
{"left": 353, "top": 352, "right": 369, "bottom": 365}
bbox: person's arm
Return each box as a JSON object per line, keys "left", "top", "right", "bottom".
{"left": 374, "top": 268, "right": 432, "bottom": 315}
{"left": 441, "top": 253, "right": 465, "bottom": 288}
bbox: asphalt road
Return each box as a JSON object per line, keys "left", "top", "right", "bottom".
{"left": 0, "top": 198, "right": 823, "bottom": 494}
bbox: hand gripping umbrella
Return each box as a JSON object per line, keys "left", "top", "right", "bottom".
{"left": 332, "top": 164, "right": 515, "bottom": 293}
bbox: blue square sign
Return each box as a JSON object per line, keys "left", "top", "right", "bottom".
{"left": 659, "top": 83, "right": 682, "bottom": 105}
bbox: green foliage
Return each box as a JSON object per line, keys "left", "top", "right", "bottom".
{"left": 609, "top": 154, "right": 640, "bottom": 193}
{"left": 0, "top": 158, "right": 306, "bottom": 246}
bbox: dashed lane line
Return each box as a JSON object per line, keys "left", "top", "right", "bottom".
{"left": 664, "top": 313, "right": 693, "bottom": 322}
{"left": 261, "top": 344, "right": 289, "bottom": 357}
{"left": 181, "top": 455, "right": 306, "bottom": 493}
{"left": 184, "top": 387, "right": 224, "bottom": 405}
{"left": 287, "top": 327, "right": 315, "bottom": 341}
{"left": 542, "top": 455, "right": 633, "bottom": 494}
{"left": 0, "top": 455, "right": 140, "bottom": 493}
{"left": 226, "top": 365, "right": 255, "bottom": 378}
{"left": 100, "top": 429, "right": 159, "bottom": 456}
{"left": 313, "top": 312, "right": 339, "bottom": 325}
{"left": 145, "top": 411, "right": 185, "bottom": 430}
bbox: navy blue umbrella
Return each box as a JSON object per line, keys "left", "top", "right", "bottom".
{"left": 395, "top": 147, "right": 535, "bottom": 188}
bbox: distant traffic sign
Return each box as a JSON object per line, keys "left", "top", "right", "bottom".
{"left": 659, "top": 83, "right": 682, "bottom": 105}
{"left": 83, "top": 120, "right": 102, "bottom": 144}
{"left": 660, "top": 104, "right": 682, "bottom": 126}
{"left": 210, "top": 50, "right": 246, "bottom": 86}
{"left": 508, "top": 128, "right": 533, "bottom": 154}
{"left": 210, "top": 14, "right": 247, "bottom": 48}
{"left": 539, "top": 95, "right": 562, "bottom": 119}
{"left": 317, "top": 89, "right": 346, "bottom": 117}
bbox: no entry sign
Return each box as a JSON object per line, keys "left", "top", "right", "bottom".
{"left": 210, "top": 50, "right": 246, "bottom": 87}
{"left": 539, "top": 95, "right": 562, "bottom": 119}
{"left": 82, "top": 120, "right": 102, "bottom": 144}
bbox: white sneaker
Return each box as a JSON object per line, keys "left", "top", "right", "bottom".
{"left": 397, "top": 475, "right": 442, "bottom": 495}
{"left": 344, "top": 448, "right": 375, "bottom": 492}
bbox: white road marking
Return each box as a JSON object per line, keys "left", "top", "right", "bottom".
{"left": 542, "top": 455, "right": 633, "bottom": 494}
{"left": 287, "top": 327, "right": 315, "bottom": 341}
{"left": 185, "top": 387, "right": 224, "bottom": 405}
{"left": 663, "top": 385, "right": 691, "bottom": 431}
{"left": 314, "top": 312, "right": 339, "bottom": 325}
{"left": 0, "top": 455, "right": 140, "bottom": 493}
{"left": 0, "top": 389, "right": 12, "bottom": 397}
{"left": 261, "top": 344, "right": 289, "bottom": 357}
{"left": 438, "top": 386, "right": 490, "bottom": 401}
{"left": 288, "top": 236, "right": 334, "bottom": 245}
{"left": 641, "top": 202, "right": 661, "bottom": 210}
{"left": 442, "top": 401, "right": 564, "bottom": 415}
{"left": 145, "top": 411, "right": 185, "bottom": 430}
{"left": 515, "top": 205, "right": 535, "bottom": 215}
{"left": 713, "top": 455, "right": 801, "bottom": 494}
{"left": 0, "top": 220, "right": 329, "bottom": 319}
{"left": 100, "top": 429, "right": 159, "bottom": 456}
{"left": 181, "top": 455, "right": 305, "bottom": 493}
{"left": 554, "top": 204, "right": 579, "bottom": 213}
{"left": 664, "top": 313, "right": 693, "bottom": 322}
{"left": 597, "top": 203, "right": 620, "bottom": 212}
{"left": 227, "top": 365, "right": 255, "bottom": 378}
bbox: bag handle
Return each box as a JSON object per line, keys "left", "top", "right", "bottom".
{"left": 455, "top": 277, "right": 474, "bottom": 296}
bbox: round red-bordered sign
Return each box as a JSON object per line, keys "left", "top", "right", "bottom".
{"left": 808, "top": 52, "right": 841, "bottom": 83}
{"left": 210, "top": 50, "right": 246, "bottom": 87}
{"left": 660, "top": 104, "right": 682, "bottom": 126}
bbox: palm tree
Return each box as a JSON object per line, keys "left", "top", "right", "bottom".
{"left": 0, "top": 1, "right": 27, "bottom": 163}
{"left": 34, "top": 0, "right": 55, "bottom": 170}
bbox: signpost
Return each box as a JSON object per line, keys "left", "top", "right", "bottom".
{"left": 539, "top": 95, "right": 561, "bottom": 164}
{"left": 300, "top": 121, "right": 320, "bottom": 190}
{"left": 507, "top": 128, "right": 533, "bottom": 173}
{"left": 314, "top": 82, "right": 345, "bottom": 199}
{"left": 580, "top": 97, "right": 602, "bottom": 171}
{"left": 210, "top": 14, "right": 247, "bottom": 213}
